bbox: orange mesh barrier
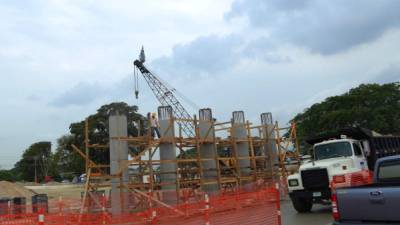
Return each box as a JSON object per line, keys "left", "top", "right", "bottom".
{"left": 331, "top": 169, "right": 373, "bottom": 190}
{"left": 0, "top": 185, "right": 280, "bottom": 225}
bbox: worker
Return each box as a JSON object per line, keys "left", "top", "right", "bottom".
{"left": 150, "top": 112, "right": 161, "bottom": 138}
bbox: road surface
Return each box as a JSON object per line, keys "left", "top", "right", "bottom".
{"left": 282, "top": 200, "right": 333, "bottom": 225}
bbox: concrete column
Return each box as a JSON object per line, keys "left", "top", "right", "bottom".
{"left": 109, "top": 112, "right": 129, "bottom": 215}
{"left": 261, "top": 112, "right": 278, "bottom": 181}
{"left": 199, "top": 108, "right": 218, "bottom": 192}
{"left": 158, "top": 106, "right": 177, "bottom": 203}
{"left": 231, "top": 111, "right": 251, "bottom": 179}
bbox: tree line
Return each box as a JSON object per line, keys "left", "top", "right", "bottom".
{"left": 292, "top": 82, "right": 400, "bottom": 152}
{"left": 0, "top": 102, "right": 147, "bottom": 182}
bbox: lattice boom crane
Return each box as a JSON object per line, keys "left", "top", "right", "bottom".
{"left": 133, "top": 47, "right": 196, "bottom": 137}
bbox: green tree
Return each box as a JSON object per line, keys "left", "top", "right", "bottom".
{"left": 53, "top": 135, "right": 84, "bottom": 179}
{"left": 0, "top": 168, "right": 19, "bottom": 181}
{"left": 292, "top": 82, "right": 400, "bottom": 151}
{"left": 14, "top": 141, "right": 52, "bottom": 182}
{"left": 55, "top": 102, "right": 147, "bottom": 175}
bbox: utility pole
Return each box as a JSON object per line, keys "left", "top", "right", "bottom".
{"left": 34, "top": 156, "right": 38, "bottom": 183}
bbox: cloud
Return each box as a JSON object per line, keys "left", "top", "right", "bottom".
{"left": 26, "top": 94, "right": 42, "bottom": 102}
{"left": 2, "top": 0, "right": 400, "bottom": 169}
{"left": 49, "top": 82, "right": 106, "bottom": 107}
{"left": 152, "top": 35, "right": 242, "bottom": 77}
{"left": 372, "top": 65, "right": 400, "bottom": 84}
{"left": 48, "top": 75, "right": 140, "bottom": 107}
{"left": 226, "top": 0, "right": 400, "bottom": 54}
{"left": 241, "top": 37, "right": 291, "bottom": 63}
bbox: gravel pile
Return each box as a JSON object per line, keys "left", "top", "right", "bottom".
{"left": 0, "top": 181, "right": 37, "bottom": 199}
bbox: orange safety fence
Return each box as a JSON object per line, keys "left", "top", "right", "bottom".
{"left": 0, "top": 184, "right": 281, "bottom": 225}
{"left": 331, "top": 169, "right": 373, "bottom": 190}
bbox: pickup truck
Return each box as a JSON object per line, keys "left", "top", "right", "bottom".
{"left": 332, "top": 155, "right": 400, "bottom": 224}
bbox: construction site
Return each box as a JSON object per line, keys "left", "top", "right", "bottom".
{"left": 0, "top": 49, "right": 302, "bottom": 225}
{"left": 3, "top": 1, "right": 400, "bottom": 224}
{"left": 2, "top": 48, "right": 399, "bottom": 225}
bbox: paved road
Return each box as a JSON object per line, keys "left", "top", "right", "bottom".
{"left": 282, "top": 200, "right": 333, "bottom": 225}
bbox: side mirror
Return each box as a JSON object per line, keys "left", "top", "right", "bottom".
{"left": 308, "top": 149, "right": 314, "bottom": 157}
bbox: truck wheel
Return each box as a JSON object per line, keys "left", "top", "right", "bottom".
{"left": 291, "top": 197, "right": 313, "bottom": 213}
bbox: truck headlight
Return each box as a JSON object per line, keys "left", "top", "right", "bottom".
{"left": 288, "top": 179, "right": 299, "bottom": 187}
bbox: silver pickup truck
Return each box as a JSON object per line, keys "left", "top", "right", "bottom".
{"left": 333, "top": 155, "right": 400, "bottom": 225}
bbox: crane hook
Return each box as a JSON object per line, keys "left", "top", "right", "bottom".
{"left": 135, "top": 90, "right": 139, "bottom": 99}
{"left": 134, "top": 63, "right": 139, "bottom": 99}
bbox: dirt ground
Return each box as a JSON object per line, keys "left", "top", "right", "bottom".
{"left": 25, "top": 184, "right": 85, "bottom": 200}
{"left": 24, "top": 183, "right": 112, "bottom": 201}
{"left": 0, "top": 181, "right": 37, "bottom": 200}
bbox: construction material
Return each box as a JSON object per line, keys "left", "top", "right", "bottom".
{"left": 109, "top": 112, "right": 129, "bottom": 215}
{"left": 12, "top": 197, "right": 26, "bottom": 215}
{"left": 198, "top": 108, "right": 218, "bottom": 192}
{"left": 0, "top": 198, "right": 11, "bottom": 215}
{"left": 0, "top": 181, "right": 37, "bottom": 200}
{"left": 158, "top": 106, "right": 178, "bottom": 203}
{"left": 261, "top": 113, "right": 277, "bottom": 176}
{"left": 32, "top": 194, "right": 48, "bottom": 213}
{"left": 77, "top": 107, "right": 299, "bottom": 217}
{"left": 231, "top": 111, "right": 251, "bottom": 184}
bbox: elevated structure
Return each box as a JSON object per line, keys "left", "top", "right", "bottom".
{"left": 75, "top": 109, "right": 299, "bottom": 213}
{"left": 198, "top": 108, "right": 219, "bottom": 192}
{"left": 109, "top": 112, "right": 129, "bottom": 215}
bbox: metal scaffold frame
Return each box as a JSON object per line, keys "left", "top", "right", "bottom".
{"left": 72, "top": 112, "right": 299, "bottom": 213}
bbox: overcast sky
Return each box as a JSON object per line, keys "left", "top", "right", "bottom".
{"left": 1, "top": 0, "right": 400, "bottom": 169}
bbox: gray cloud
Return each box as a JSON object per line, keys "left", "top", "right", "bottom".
{"left": 372, "top": 65, "right": 400, "bottom": 84}
{"left": 242, "top": 37, "right": 291, "bottom": 63}
{"left": 49, "top": 82, "right": 106, "bottom": 107}
{"left": 48, "top": 75, "right": 136, "bottom": 107}
{"left": 26, "top": 94, "right": 42, "bottom": 102}
{"left": 152, "top": 35, "right": 242, "bottom": 77}
{"left": 226, "top": 0, "right": 400, "bottom": 54}
{"left": 151, "top": 33, "right": 293, "bottom": 78}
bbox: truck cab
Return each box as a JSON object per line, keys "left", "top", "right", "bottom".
{"left": 288, "top": 137, "right": 368, "bottom": 212}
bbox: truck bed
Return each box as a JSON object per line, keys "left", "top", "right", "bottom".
{"left": 336, "top": 183, "right": 400, "bottom": 223}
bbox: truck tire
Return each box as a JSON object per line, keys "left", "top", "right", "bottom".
{"left": 291, "top": 197, "right": 312, "bottom": 213}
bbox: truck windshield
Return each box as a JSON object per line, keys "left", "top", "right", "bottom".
{"left": 314, "top": 142, "right": 353, "bottom": 160}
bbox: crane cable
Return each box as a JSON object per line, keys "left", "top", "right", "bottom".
{"left": 134, "top": 66, "right": 139, "bottom": 99}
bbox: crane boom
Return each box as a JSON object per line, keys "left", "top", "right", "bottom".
{"left": 133, "top": 58, "right": 195, "bottom": 137}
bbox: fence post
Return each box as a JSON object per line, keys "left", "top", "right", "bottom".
{"left": 7, "top": 200, "right": 11, "bottom": 221}
{"left": 148, "top": 190, "right": 157, "bottom": 225}
{"left": 184, "top": 190, "right": 189, "bottom": 218}
{"left": 58, "top": 196, "right": 63, "bottom": 215}
{"left": 38, "top": 208, "right": 45, "bottom": 225}
{"left": 275, "top": 183, "right": 281, "bottom": 225}
{"left": 151, "top": 210, "right": 157, "bottom": 225}
{"left": 235, "top": 187, "right": 239, "bottom": 210}
{"left": 204, "top": 194, "right": 210, "bottom": 225}
{"left": 102, "top": 193, "right": 107, "bottom": 225}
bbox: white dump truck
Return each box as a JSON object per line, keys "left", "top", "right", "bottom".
{"left": 287, "top": 128, "right": 400, "bottom": 213}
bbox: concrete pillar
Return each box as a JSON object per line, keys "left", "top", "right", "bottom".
{"left": 231, "top": 111, "right": 251, "bottom": 180}
{"left": 158, "top": 106, "right": 177, "bottom": 203}
{"left": 261, "top": 112, "right": 278, "bottom": 181}
{"left": 109, "top": 112, "right": 129, "bottom": 215}
{"left": 199, "top": 108, "right": 218, "bottom": 192}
